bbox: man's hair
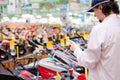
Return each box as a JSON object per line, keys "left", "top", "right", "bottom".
{"left": 95, "top": 0, "right": 120, "bottom": 16}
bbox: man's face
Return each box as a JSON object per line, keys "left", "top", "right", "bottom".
{"left": 93, "top": 5, "right": 106, "bottom": 22}
{"left": 52, "top": 27, "right": 60, "bottom": 35}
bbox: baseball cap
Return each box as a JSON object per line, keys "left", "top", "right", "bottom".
{"left": 87, "top": 0, "right": 110, "bottom": 12}
{"left": 51, "top": 23, "right": 61, "bottom": 30}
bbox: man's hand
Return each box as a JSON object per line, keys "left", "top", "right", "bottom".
{"left": 69, "top": 40, "right": 80, "bottom": 51}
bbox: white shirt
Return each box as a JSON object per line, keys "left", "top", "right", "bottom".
{"left": 74, "top": 14, "right": 120, "bottom": 80}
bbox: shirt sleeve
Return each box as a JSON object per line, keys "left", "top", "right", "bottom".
{"left": 73, "top": 26, "right": 105, "bottom": 69}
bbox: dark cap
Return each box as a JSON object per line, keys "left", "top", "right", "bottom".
{"left": 87, "top": 0, "right": 110, "bottom": 12}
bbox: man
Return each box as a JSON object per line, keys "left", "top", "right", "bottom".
{"left": 52, "top": 23, "right": 62, "bottom": 36}
{"left": 63, "top": 22, "right": 71, "bottom": 33}
{"left": 70, "top": 0, "right": 120, "bottom": 80}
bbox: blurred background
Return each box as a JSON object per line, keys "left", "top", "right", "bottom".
{"left": 1, "top": 0, "right": 119, "bottom": 30}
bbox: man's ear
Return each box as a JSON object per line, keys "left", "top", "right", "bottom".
{"left": 98, "top": 5, "right": 103, "bottom": 10}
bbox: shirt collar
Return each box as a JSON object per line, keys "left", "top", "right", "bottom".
{"left": 103, "top": 14, "right": 117, "bottom": 22}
